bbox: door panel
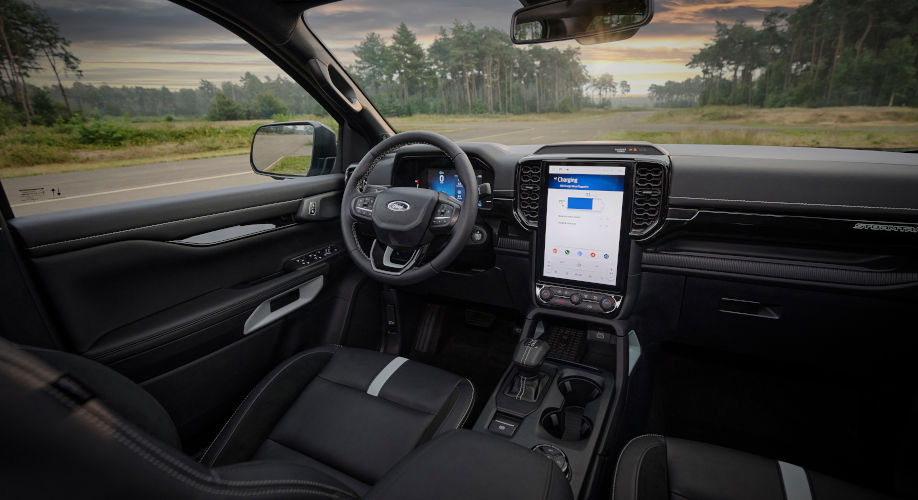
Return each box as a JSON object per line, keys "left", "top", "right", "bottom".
{"left": 11, "top": 176, "right": 342, "bottom": 257}
{"left": 7, "top": 174, "right": 358, "bottom": 449}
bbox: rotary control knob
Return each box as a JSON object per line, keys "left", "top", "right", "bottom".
{"left": 570, "top": 293, "right": 583, "bottom": 305}
{"left": 539, "top": 288, "right": 553, "bottom": 301}
{"left": 600, "top": 297, "right": 615, "bottom": 312}
{"left": 532, "top": 444, "right": 571, "bottom": 480}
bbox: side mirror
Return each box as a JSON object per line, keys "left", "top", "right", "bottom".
{"left": 250, "top": 121, "right": 337, "bottom": 178}
{"left": 511, "top": 0, "right": 653, "bottom": 45}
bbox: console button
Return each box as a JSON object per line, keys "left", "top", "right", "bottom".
{"left": 600, "top": 297, "right": 615, "bottom": 312}
{"left": 470, "top": 227, "right": 485, "bottom": 242}
{"left": 488, "top": 418, "right": 519, "bottom": 437}
{"left": 539, "top": 288, "right": 553, "bottom": 301}
{"left": 570, "top": 293, "right": 582, "bottom": 305}
{"left": 532, "top": 444, "right": 570, "bottom": 479}
{"left": 586, "top": 328, "right": 615, "bottom": 344}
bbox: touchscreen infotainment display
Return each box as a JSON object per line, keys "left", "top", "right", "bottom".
{"left": 542, "top": 164, "right": 626, "bottom": 288}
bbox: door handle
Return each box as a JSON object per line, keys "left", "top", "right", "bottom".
{"left": 243, "top": 276, "right": 324, "bottom": 335}
{"left": 718, "top": 298, "right": 781, "bottom": 319}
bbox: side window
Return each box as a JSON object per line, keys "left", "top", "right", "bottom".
{"left": 0, "top": 0, "right": 337, "bottom": 217}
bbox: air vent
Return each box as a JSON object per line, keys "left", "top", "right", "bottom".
{"left": 631, "top": 162, "right": 666, "bottom": 235}
{"left": 516, "top": 162, "right": 542, "bottom": 227}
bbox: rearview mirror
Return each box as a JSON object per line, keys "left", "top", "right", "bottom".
{"left": 251, "top": 121, "right": 337, "bottom": 178}
{"left": 511, "top": 0, "right": 653, "bottom": 45}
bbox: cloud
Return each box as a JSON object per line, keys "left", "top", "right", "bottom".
{"left": 654, "top": 0, "right": 806, "bottom": 24}
{"left": 30, "top": 0, "right": 808, "bottom": 95}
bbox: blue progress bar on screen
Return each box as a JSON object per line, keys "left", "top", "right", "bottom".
{"left": 567, "top": 197, "right": 593, "bottom": 210}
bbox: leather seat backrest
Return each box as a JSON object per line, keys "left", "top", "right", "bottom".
{"left": 0, "top": 338, "right": 354, "bottom": 499}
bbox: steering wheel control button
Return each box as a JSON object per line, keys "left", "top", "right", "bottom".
{"left": 431, "top": 203, "right": 457, "bottom": 227}
{"left": 353, "top": 196, "right": 376, "bottom": 218}
{"left": 488, "top": 417, "right": 520, "bottom": 437}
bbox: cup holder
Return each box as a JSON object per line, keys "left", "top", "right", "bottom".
{"left": 540, "top": 376, "right": 603, "bottom": 441}
{"left": 540, "top": 406, "right": 593, "bottom": 441}
{"left": 558, "top": 376, "right": 602, "bottom": 407}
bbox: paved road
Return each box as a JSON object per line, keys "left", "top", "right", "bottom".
{"left": 5, "top": 156, "right": 272, "bottom": 216}
{"left": 5, "top": 111, "right": 917, "bottom": 216}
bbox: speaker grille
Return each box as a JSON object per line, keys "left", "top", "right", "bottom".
{"left": 631, "top": 162, "right": 666, "bottom": 234}
{"left": 516, "top": 162, "right": 542, "bottom": 227}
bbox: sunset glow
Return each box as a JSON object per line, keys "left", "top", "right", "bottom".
{"left": 31, "top": 0, "right": 808, "bottom": 95}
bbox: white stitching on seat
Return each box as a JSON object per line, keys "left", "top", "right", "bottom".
{"left": 454, "top": 378, "right": 476, "bottom": 429}
{"left": 44, "top": 386, "right": 349, "bottom": 497}
{"left": 610, "top": 434, "right": 666, "bottom": 500}
{"left": 2, "top": 354, "right": 354, "bottom": 498}
{"left": 201, "top": 348, "right": 337, "bottom": 465}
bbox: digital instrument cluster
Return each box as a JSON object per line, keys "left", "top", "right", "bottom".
{"left": 391, "top": 155, "right": 493, "bottom": 209}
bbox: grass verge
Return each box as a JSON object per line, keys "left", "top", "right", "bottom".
{"left": 603, "top": 128, "right": 918, "bottom": 148}
{"left": 645, "top": 105, "right": 918, "bottom": 127}
{"left": 0, "top": 115, "right": 337, "bottom": 178}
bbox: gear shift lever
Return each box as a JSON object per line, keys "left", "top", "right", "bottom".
{"left": 507, "top": 338, "right": 550, "bottom": 402}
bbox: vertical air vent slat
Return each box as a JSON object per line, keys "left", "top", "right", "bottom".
{"left": 516, "top": 162, "right": 542, "bottom": 227}
{"left": 631, "top": 162, "right": 666, "bottom": 235}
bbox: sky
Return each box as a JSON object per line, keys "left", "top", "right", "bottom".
{"left": 31, "top": 0, "right": 808, "bottom": 96}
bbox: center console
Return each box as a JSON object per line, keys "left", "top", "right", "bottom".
{"left": 472, "top": 312, "right": 623, "bottom": 498}
{"left": 533, "top": 161, "right": 633, "bottom": 316}
{"left": 472, "top": 145, "right": 669, "bottom": 498}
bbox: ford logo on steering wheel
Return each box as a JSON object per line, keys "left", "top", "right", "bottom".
{"left": 387, "top": 201, "right": 411, "bottom": 212}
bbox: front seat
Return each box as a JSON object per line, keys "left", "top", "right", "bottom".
{"left": 198, "top": 345, "right": 475, "bottom": 494}
{"left": 612, "top": 435, "right": 898, "bottom": 500}
{"left": 2, "top": 339, "right": 475, "bottom": 498}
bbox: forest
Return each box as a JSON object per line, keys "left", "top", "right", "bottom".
{"left": 349, "top": 22, "right": 594, "bottom": 116}
{"left": 0, "top": 4, "right": 603, "bottom": 126}
{"left": 650, "top": 0, "right": 918, "bottom": 108}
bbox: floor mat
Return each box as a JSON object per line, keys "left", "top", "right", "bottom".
{"left": 644, "top": 342, "right": 917, "bottom": 496}
{"left": 411, "top": 304, "right": 521, "bottom": 427}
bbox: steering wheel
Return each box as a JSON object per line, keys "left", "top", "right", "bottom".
{"left": 341, "top": 131, "right": 479, "bottom": 285}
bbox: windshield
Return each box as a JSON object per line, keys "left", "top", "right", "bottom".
{"left": 308, "top": 0, "right": 918, "bottom": 150}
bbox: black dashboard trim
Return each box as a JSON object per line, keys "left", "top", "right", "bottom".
{"left": 642, "top": 251, "right": 918, "bottom": 289}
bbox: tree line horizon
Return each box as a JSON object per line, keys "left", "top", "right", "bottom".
{"left": 649, "top": 0, "right": 918, "bottom": 108}
{"left": 3, "top": 0, "right": 917, "bottom": 128}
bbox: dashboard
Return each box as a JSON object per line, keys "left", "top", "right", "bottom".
{"left": 370, "top": 141, "right": 918, "bottom": 318}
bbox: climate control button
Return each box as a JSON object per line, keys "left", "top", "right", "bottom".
{"left": 600, "top": 297, "right": 615, "bottom": 312}
{"left": 539, "top": 288, "right": 553, "bottom": 301}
